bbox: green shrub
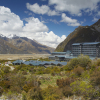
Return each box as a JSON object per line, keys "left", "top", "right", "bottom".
{"left": 2, "top": 66, "right": 10, "bottom": 73}
{"left": 67, "top": 58, "right": 79, "bottom": 70}
{"left": 23, "top": 79, "right": 41, "bottom": 93}
{"left": 0, "top": 86, "right": 3, "bottom": 96}
{"left": 0, "top": 80, "right": 10, "bottom": 90}
{"left": 62, "top": 86, "right": 73, "bottom": 97}
{"left": 42, "top": 85, "right": 63, "bottom": 100}
{"left": 22, "top": 91, "right": 27, "bottom": 100}
{"left": 50, "top": 67, "right": 60, "bottom": 76}
{"left": 10, "top": 86, "right": 22, "bottom": 93}
{"left": 73, "top": 66, "right": 84, "bottom": 76}
{"left": 56, "top": 77, "right": 74, "bottom": 88}
{"left": 78, "top": 55, "right": 91, "bottom": 68}
{"left": 90, "top": 70, "right": 100, "bottom": 86}
{"left": 22, "top": 71, "right": 27, "bottom": 75}
{"left": 27, "top": 87, "right": 43, "bottom": 100}
{"left": 81, "top": 70, "right": 90, "bottom": 80}
{"left": 70, "top": 80, "right": 95, "bottom": 98}
{"left": 66, "top": 55, "right": 91, "bottom": 70}
{"left": 9, "top": 72, "right": 26, "bottom": 93}
{"left": 96, "top": 59, "right": 100, "bottom": 66}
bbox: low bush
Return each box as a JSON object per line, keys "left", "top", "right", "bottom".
{"left": 23, "top": 80, "right": 41, "bottom": 93}
{"left": 42, "top": 85, "right": 63, "bottom": 100}
{"left": 90, "top": 69, "right": 100, "bottom": 86}
{"left": 22, "top": 71, "right": 27, "bottom": 75}
{"left": 27, "top": 87, "right": 43, "bottom": 100}
{"left": 73, "top": 66, "right": 84, "bottom": 76}
{"left": 56, "top": 77, "right": 75, "bottom": 88}
{"left": 78, "top": 55, "right": 91, "bottom": 68}
{"left": 70, "top": 80, "right": 95, "bottom": 98}
{"left": 96, "top": 59, "right": 100, "bottom": 66}
{"left": 9, "top": 72, "right": 26, "bottom": 93}
{"left": 62, "top": 85, "right": 73, "bottom": 97}
{"left": 67, "top": 58, "right": 79, "bottom": 70}
{"left": 50, "top": 67, "right": 60, "bottom": 76}
{"left": 65, "top": 55, "right": 91, "bottom": 70}
{"left": 0, "top": 86, "right": 3, "bottom": 96}
{"left": 2, "top": 66, "right": 10, "bottom": 73}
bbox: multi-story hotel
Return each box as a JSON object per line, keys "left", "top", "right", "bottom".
{"left": 72, "top": 42, "right": 100, "bottom": 57}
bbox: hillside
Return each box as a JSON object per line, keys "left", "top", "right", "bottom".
{"left": 55, "top": 19, "right": 100, "bottom": 52}
{"left": 0, "top": 35, "right": 54, "bottom": 54}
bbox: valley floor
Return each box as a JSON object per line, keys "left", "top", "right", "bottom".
{"left": 0, "top": 54, "right": 50, "bottom": 60}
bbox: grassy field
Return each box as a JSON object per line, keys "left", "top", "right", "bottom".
{"left": 39, "top": 74, "right": 67, "bottom": 89}
{"left": 0, "top": 54, "right": 50, "bottom": 60}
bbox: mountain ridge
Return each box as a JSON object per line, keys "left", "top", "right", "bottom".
{"left": 55, "top": 19, "right": 100, "bottom": 52}
{"left": 0, "top": 35, "right": 54, "bottom": 54}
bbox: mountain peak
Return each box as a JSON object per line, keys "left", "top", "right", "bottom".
{"left": 0, "top": 34, "right": 5, "bottom": 37}
{"left": 8, "top": 34, "right": 20, "bottom": 39}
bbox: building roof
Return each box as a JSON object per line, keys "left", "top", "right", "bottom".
{"left": 72, "top": 42, "right": 100, "bottom": 46}
{"left": 12, "top": 60, "right": 24, "bottom": 64}
{"left": 59, "top": 62, "right": 67, "bottom": 65}
{"left": 83, "top": 42, "right": 100, "bottom": 45}
{"left": 12, "top": 60, "right": 67, "bottom": 66}
{"left": 72, "top": 43, "right": 81, "bottom": 45}
{"left": 55, "top": 55, "right": 66, "bottom": 57}
{"left": 52, "top": 52, "right": 66, "bottom": 54}
{"left": 49, "top": 55, "right": 66, "bottom": 58}
{"left": 23, "top": 61, "right": 30, "bottom": 65}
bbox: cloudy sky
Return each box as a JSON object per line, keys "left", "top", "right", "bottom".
{"left": 0, "top": 0, "right": 100, "bottom": 48}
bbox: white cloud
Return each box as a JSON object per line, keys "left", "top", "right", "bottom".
{"left": 92, "top": 17, "right": 99, "bottom": 22}
{"left": 49, "top": 19, "right": 59, "bottom": 24}
{"left": 24, "top": 11, "right": 33, "bottom": 16}
{"left": 0, "top": 6, "right": 23, "bottom": 34}
{"left": 26, "top": 3, "right": 59, "bottom": 16}
{"left": 30, "top": 31, "right": 66, "bottom": 48}
{"left": 60, "top": 13, "right": 81, "bottom": 26}
{"left": 97, "top": 11, "right": 100, "bottom": 16}
{"left": 23, "top": 17, "right": 48, "bottom": 33}
{"left": 49, "top": 0, "right": 100, "bottom": 16}
{"left": 0, "top": 6, "right": 66, "bottom": 48}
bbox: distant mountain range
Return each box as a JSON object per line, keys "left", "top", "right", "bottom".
{"left": 55, "top": 19, "right": 100, "bottom": 52}
{"left": 0, "top": 34, "right": 54, "bottom": 54}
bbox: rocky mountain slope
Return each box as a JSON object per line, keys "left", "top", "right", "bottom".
{"left": 55, "top": 19, "right": 100, "bottom": 52}
{"left": 0, "top": 35, "right": 54, "bottom": 54}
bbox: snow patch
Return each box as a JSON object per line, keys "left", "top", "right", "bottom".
{"left": 0, "top": 34, "right": 5, "bottom": 37}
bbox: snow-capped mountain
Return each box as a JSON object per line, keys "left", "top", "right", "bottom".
{"left": 0, "top": 34, "right": 54, "bottom": 54}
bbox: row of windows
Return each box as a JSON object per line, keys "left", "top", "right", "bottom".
{"left": 73, "top": 47, "right": 96, "bottom": 49}
{"left": 73, "top": 45, "right": 96, "bottom": 47}
{"left": 73, "top": 46, "right": 96, "bottom": 48}
{"left": 73, "top": 49, "right": 96, "bottom": 50}
{"left": 73, "top": 47, "right": 97, "bottom": 49}
{"left": 73, "top": 52, "right": 97, "bottom": 54}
